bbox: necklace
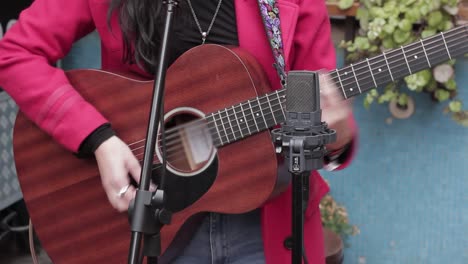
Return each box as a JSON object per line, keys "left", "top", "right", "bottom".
{"left": 186, "top": 0, "right": 223, "bottom": 44}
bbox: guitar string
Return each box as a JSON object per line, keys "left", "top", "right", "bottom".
{"left": 126, "top": 29, "right": 466, "bottom": 150}
{"left": 266, "top": 26, "right": 464, "bottom": 93}
{"left": 130, "top": 37, "right": 468, "bottom": 152}
{"left": 328, "top": 26, "right": 465, "bottom": 85}
{"left": 127, "top": 92, "right": 285, "bottom": 146}
{"left": 127, "top": 28, "right": 467, "bottom": 149}
{"left": 341, "top": 39, "right": 468, "bottom": 95}
{"left": 133, "top": 51, "right": 468, "bottom": 167}
{"left": 339, "top": 36, "right": 468, "bottom": 93}
{"left": 329, "top": 29, "right": 465, "bottom": 91}
{"left": 129, "top": 37, "right": 468, "bottom": 162}
{"left": 358, "top": 34, "right": 468, "bottom": 86}
{"left": 132, "top": 96, "right": 284, "bottom": 161}
{"left": 127, "top": 90, "right": 287, "bottom": 155}
{"left": 130, "top": 31, "right": 468, "bottom": 169}
{"left": 132, "top": 39, "right": 468, "bottom": 164}
{"left": 127, "top": 30, "right": 467, "bottom": 154}
{"left": 132, "top": 95, "right": 288, "bottom": 159}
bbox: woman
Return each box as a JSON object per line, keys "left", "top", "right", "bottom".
{"left": 0, "top": 0, "right": 356, "bottom": 263}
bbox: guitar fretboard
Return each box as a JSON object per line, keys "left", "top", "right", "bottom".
{"left": 205, "top": 25, "right": 468, "bottom": 147}
{"left": 330, "top": 25, "right": 468, "bottom": 98}
{"left": 205, "top": 91, "right": 286, "bottom": 146}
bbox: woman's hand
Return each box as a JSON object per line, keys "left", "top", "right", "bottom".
{"left": 94, "top": 136, "right": 141, "bottom": 212}
{"left": 319, "top": 73, "right": 353, "bottom": 151}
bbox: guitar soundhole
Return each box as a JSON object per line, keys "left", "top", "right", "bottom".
{"left": 157, "top": 108, "right": 216, "bottom": 177}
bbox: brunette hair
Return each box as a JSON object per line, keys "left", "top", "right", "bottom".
{"left": 108, "top": 0, "right": 168, "bottom": 74}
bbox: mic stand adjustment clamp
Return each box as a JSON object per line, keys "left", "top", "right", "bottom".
{"left": 272, "top": 121, "right": 336, "bottom": 173}
{"left": 128, "top": 189, "right": 172, "bottom": 259}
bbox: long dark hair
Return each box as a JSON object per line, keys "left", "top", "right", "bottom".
{"left": 108, "top": 0, "right": 168, "bottom": 74}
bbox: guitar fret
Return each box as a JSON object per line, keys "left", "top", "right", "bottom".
{"left": 405, "top": 41, "right": 430, "bottom": 74}
{"left": 236, "top": 104, "right": 250, "bottom": 136}
{"left": 387, "top": 48, "right": 412, "bottom": 79}
{"left": 230, "top": 105, "right": 244, "bottom": 139}
{"left": 332, "top": 70, "right": 347, "bottom": 99}
{"left": 350, "top": 63, "right": 362, "bottom": 94}
{"left": 265, "top": 94, "right": 277, "bottom": 124}
{"left": 425, "top": 31, "right": 464, "bottom": 66}
{"left": 340, "top": 67, "right": 360, "bottom": 97}
{"left": 224, "top": 108, "right": 236, "bottom": 141}
{"left": 206, "top": 114, "right": 222, "bottom": 146}
{"left": 420, "top": 39, "right": 431, "bottom": 68}
{"left": 382, "top": 52, "right": 395, "bottom": 81}
{"left": 401, "top": 46, "right": 412, "bottom": 75}
{"left": 247, "top": 100, "right": 260, "bottom": 132}
{"left": 276, "top": 91, "right": 286, "bottom": 120}
{"left": 239, "top": 102, "right": 252, "bottom": 135}
{"left": 368, "top": 56, "right": 390, "bottom": 85}
{"left": 441, "top": 31, "right": 452, "bottom": 60}
{"left": 225, "top": 107, "right": 241, "bottom": 140}
{"left": 366, "top": 58, "right": 378, "bottom": 88}
{"left": 256, "top": 97, "right": 269, "bottom": 129}
{"left": 216, "top": 111, "right": 230, "bottom": 144}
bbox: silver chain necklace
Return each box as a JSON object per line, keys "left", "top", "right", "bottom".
{"left": 186, "top": 0, "right": 224, "bottom": 44}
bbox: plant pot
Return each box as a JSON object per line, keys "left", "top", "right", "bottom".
{"left": 324, "top": 228, "right": 344, "bottom": 264}
{"left": 459, "top": 1, "right": 468, "bottom": 21}
{"left": 389, "top": 96, "right": 415, "bottom": 119}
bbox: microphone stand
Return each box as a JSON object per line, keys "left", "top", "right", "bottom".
{"left": 127, "top": 1, "right": 179, "bottom": 263}
{"left": 272, "top": 71, "right": 336, "bottom": 263}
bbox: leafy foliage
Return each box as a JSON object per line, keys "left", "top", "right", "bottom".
{"left": 320, "top": 193, "right": 360, "bottom": 243}
{"left": 337, "top": 0, "right": 467, "bottom": 125}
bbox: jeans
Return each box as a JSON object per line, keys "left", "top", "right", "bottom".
{"left": 172, "top": 209, "right": 266, "bottom": 264}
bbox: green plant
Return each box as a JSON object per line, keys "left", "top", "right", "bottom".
{"left": 320, "top": 193, "right": 359, "bottom": 244}
{"left": 339, "top": 0, "right": 468, "bottom": 126}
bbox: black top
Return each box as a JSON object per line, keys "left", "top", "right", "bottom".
{"left": 168, "top": 0, "right": 239, "bottom": 65}
{"left": 77, "top": 0, "right": 238, "bottom": 157}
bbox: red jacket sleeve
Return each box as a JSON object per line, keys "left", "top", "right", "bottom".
{"left": 291, "top": 0, "right": 358, "bottom": 170}
{"left": 0, "top": 0, "right": 108, "bottom": 152}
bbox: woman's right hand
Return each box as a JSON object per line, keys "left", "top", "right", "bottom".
{"left": 94, "top": 136, "right": 142, "bottom": 212}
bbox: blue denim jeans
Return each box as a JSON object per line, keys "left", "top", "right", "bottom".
{"left": 172, "top": 209, "right": 266, "bottom": 264}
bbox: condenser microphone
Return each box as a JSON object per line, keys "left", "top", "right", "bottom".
{"left": 272, "top": 70, "right": 336, "bottom": 172}
{"left": 284, "top": 71, "right": 322, "bottom": 132}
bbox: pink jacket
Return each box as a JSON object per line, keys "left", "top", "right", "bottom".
{"left": 0, "top": 0, "right": 356, "bottom": 263}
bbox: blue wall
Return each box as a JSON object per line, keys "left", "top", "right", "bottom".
{"left": 63, "top": 30, "right": 468, "bottom": 264}
{"left": 321, "top": 49, "right": 468, "bottom": 263}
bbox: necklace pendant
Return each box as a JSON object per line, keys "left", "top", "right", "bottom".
{"left": 201, "top": 32, "right": 207, "bottom": 44}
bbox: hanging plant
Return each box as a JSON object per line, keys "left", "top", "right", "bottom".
{"left": 338, "top": 0, "right": 468, "bottom": 126}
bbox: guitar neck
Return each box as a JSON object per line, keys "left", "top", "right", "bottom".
{"left": 330, "top": 25, "right": 468, "bottom": 99}
{"left": 205, "top": 25, "right": 468, "bottom": 147}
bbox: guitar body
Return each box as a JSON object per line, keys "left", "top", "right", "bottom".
{"left": 13, "top": 45, "right": 283, "bottom": 263}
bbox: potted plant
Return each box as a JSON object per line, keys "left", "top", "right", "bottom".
{"left": 337, "top": 0, "right": 467, "bottom": 125}
{"left": 320, "top": 192, "right": 359, "bottom": 264}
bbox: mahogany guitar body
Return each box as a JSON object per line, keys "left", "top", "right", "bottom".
{"left": 13, "top": 45, "right": 286, "bottom": 263}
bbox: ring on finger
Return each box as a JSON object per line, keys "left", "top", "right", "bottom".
{"left": 117, "top": 184, "right": 130, "bottom": 198}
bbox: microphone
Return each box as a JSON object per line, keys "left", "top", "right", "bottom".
{"left": 284, "top": 71, "right": 322, "bottom": 131}
{"left": 273, "top": 71, "right": 336, "bottom": 172}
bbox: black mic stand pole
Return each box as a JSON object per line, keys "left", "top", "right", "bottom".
{"left": 272, "top": 71, "right": 336, "bottom": 263}
{"left": 127, "top": 1, "right": 179, "bottom": 264}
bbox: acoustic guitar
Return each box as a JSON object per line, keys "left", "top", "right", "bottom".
{"left": 13, "top": 25, "right": 467, "bottom": 263}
